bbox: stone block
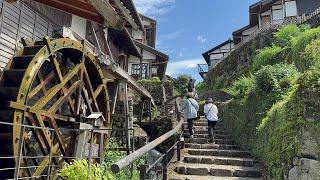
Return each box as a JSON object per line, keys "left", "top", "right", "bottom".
{"left": 201, "top": 157, "right": 213, "bottom": 164}
{"left": 187, "top": 167, "right": 208, "bottom": 175}
{"left": 176, "top": 166, "right": 186, "bottom": 174}
{"left": 210, "top": 168, "right": 232, "bottom": 176}
{"left": 289, "top": 158, "right": 320, "bottom": 180}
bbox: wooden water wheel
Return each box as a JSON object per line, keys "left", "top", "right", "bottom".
{"left": 0, "top": 37, "right": 110, "bottom": 179}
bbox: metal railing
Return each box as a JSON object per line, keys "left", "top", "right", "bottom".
{"left": 197, "top": 64, "right": 208, "bottom": 74}
{"left": 0, "top": 120, "right": 135, "bottom": 180}
{"left": 111, "top": 96, "right": 184, "bottom": 179}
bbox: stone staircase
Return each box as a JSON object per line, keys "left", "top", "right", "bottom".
{"left": 168, "top": 118, "right": 264, "bottom": 180}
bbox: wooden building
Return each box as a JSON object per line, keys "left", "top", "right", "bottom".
{"left": 199, "top": 39, "right": 234, "bottom": 79}
{"left": 233, "top": 0, "right": 320, "bottom": 45}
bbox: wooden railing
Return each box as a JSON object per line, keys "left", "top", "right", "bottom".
{"left": 111, "top": 96, "right": 184, "bottom": 179}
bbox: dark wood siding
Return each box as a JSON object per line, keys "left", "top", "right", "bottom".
{"left": 0, "top": 1, "right": 55, "bottom": 71}
{"left": 296, "top": 0, "right": 320, "bottom": 15}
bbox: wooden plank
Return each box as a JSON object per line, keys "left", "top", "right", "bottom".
{"left": 1, "top": 22, "right": 18, "bottom": 34}
{"left": 0, "top": 48, "right": 13, "bottom": 58}
{"left": 1, "top": 32, "right": 17, "bottom": 44}
{"left": 6, "top": 2, "right": 20, "bottom": 14}
{"left": 21, "top": 22, "right": 35, "bottom": 33}
{"left": 0, "top": 37, "right": 15, "bottom": 49}
{"left": 1, "top": 26, "right": 18, "bottom": 38}
{"left": 3, "top": 8, "right": 19, "bottom": 22}
{"left": 0, "top": 43, "right": 14, "bottom": 54}
{"left": 2, "top": 16, "right": 19, "bottom": 29}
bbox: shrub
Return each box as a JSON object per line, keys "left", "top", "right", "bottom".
{"left": 299, "top": 38, "right": 320, "bottom": 71}
{"left": 290, "top": 27, "right": 320, "bottom": 64}
{"left": 224, "top": 75, "right": 255, "bottom": 99}
{"left": 274, "top": 24, "right": 303, "bottom": 47}
{"left": 59, "top": 159, "right": 114, "bottom": 180}
{"left": 253, "top": 46, "right": 283, "bottom": 70}
{"left": 254, "top": 64, "right": 298, "bottom": 94}
{"left": 212, "top": 75, "right": 228, "bottom": 90}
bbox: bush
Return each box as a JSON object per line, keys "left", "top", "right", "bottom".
{"left": 290, "top": 27, "right": 320, "bottom": 64}
{"left": 254, "top": 64, "right": 298, "bottom": 94}
{"left": 224, "top": 75, "right": 255, "bottom": 99}
{"left": 273, "top": 24, "right": 304, "bottom": 47}
{"left": 299, "top": 38, "right": 320, "bottom": 71}
{"left": 59, "top": 159, "right": 114, "bottom": 180}
{"left": 212, "top": 75, "right": 228, "bottom": 90}
{"left": 253, "top": 46, "right": 283, "bottom": 70}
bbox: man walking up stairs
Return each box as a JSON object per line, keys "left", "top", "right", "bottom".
{"left": 168, "top": 117, "right": 264, "bottom": 180}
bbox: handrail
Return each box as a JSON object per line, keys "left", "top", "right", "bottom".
{"left": 111, "top": 118, "right": 183, "bottom": 173}
{"left": 111, "top": 97, "right": 183, "bottom": 176}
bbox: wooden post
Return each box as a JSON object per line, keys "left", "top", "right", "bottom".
{"left": 177, "top": 138, "right": 181, "bottom": 162}
{"left": 139, "top": 164, "right": 147, "bottom": 180}
{"left": 162, "top": 147, "right": 168, "bottom": 180}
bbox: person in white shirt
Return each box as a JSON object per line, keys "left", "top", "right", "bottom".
{"left": 183, "top": 92, "right": 199, "bottom": 139}
{"left": 203, "top": 98, "right": 218, "bottom": 142}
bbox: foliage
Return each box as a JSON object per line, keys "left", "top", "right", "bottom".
{"left": 224, "top": 75, "right": 255, "bottom": 99}
{"left": 299, "top": 38, "right": 320, "bottom": 71}
{"left": 290, "top": 27, "right": 320, "bottom": 66}
{"left": 103, "top": 138, "right": 145, "bottom": 180}
{"left": 254, "top": 64, "right": 298, "bottom": 94}
{"left": 174, "top": 74, "right": 191, "bottom": 95}
{"left": 195, "top": 82, "right": 208, "bottom": 98}
{"left": 138, "top": 77, "right": 162, "bottom": 86}
{"left": 217, "top": 24, "right": 320, "bottom": 179}
{"left": 59, "top": 159, "right": 114, "bottom": 180}
{"left": 212, "top": 75, "right": 228, "bottom": 90}
{"left": 253, "top": 46, "right": 283, "bottom": 70}
{"left": 273, "top": 24, "right": 304, "bottom": 47}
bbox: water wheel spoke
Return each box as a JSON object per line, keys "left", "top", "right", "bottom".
{"left": 83, "top": 66, "right": 100, "bottom": 112}
{"left": 28, "top": 72, "right": 55, "bottom": 99}
{"left": 32, "top": 63, "right": 82, "bottom": 109}
{"left": 32, "top": 142, "right": 60, "bottom": 178}
{"left": 49, "top": 80, "right": 82, "bottom": 113}
{"left": 82, "top": 87, "right": 94, "bottom": 113}
{"left": 48, "top": 117, "right": 69, "bottom": 162}
{"left": 93, "top": 84, "right": 105, "bottom": 99}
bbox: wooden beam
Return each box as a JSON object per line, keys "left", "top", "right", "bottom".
{"left": 105, "top": 64, "right": 155, "bottom": 105}
{"left": 33, "top": 0, "right": 104, "bottom": 24}
{"left": 112, "top": 0, "right": 138, "bottom": 29}
{"left": 89, "top": 0, "right": 126, "bottom": 29}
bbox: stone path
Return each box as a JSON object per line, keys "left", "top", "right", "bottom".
{"left": 168, "top": 118, "right": 264, "bottom": 180}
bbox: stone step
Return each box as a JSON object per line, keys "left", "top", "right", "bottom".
{"left": 188, "top": 149, "right": 252, "bottom": 158}
{"left": 184, "top": 126, "right": 224, "bottom": 130}
{"left": 183, "top": 129, "right": 225, "bottom": 135}
{"left": 185, "top": 138, "right": 235, "bottom": 145}
{"left": 183, "top": 122, "right": 224, "bottom": 127}
{"left": 190, "top": 134, "right": 231, "bottom": 139}
{"left": 175, "top": 163, "right": 262, "bottom": 177}
{"left": 183, "top": 155, "right": 258, "bottom": 167}
{"left": 169, "top": 174, "right": 262, "bottom": 180}
{"left": 185, "top": 143, "right": 240, "bottom": 150}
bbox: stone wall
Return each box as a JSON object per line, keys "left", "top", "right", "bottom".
{"left": 206, "top": 30, "right": 273, "bottom": 87}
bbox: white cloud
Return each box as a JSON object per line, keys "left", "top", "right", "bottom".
{"left": 133, "top": 0, "right": 176, "bottom": 17}
{"left": 159, "top": 29, "right": 184, "bottom": 40}
{"left": 197, "top": 35, "right": 207, "bottom": 43}
{"left": 166, "top": 58, "right": 206, "bottom": 76}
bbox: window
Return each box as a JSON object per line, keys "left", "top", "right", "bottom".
{"left": 151, "top": 67, "right": 158, "bottom": 75}
{"left": 285, "top": 1, "right": 298, "bottom": 17}
{"left": 130, "top": 63, "right": 149, "bottom": 78}
{"left": 131, "top": 64, "right": 140, "bottom": 75}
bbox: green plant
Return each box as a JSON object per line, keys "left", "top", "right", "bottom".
{"left": 273, "top": 24, "right": 304, "bottom": 47}
{"left": 224, "top": 75, "right": 255, "bottom": 99}
{"left": 103, "top": 138, "right": 145, "bottom": 180}
{"left": 290, "top": 27, "right": 320, "bottom": 64}
{"left": 253, "top": 46, "right": 283, "bottom": 70}
{"left": 59, "top": 159, "right": 114, "bottom": 180}
{"left": 212, "top": 75, "right": 228, "bottom": 90}
{"left": 299, "top": 38, "right": 320, "bottom": 71}
{"left": 254, "top": 64, "right": 298, "bottom": 94}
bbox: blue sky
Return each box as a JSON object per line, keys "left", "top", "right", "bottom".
{"left": 134, "top": 0, "right": 258, "bottom": 81}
